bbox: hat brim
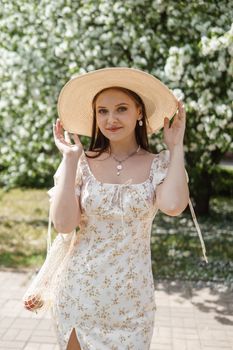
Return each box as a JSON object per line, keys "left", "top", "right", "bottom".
{"left": 57, "top": 67, "right": 178, "bottom": 137}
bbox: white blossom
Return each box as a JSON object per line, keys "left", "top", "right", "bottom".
{"left": 0, "top": 0, "right": 232, "bottom": 188}
{"left": 216, "top": 104, "right": 227, "bottom": 116}
{"left": 172, "top": 88, "right": 185, "bottom": 101}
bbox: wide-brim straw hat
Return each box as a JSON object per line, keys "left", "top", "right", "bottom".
{"left": 57, "top": 67, "right": 178, "bottom": 137}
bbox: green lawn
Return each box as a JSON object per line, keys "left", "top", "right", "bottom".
{"left": 151, "top": 197, "right": 233, "bottom": 286}
{"left": 0, "top": 188, "right": 232, "bottom": 286}
{"left": 0, "top": 188, "right": 50, "bottom": 269}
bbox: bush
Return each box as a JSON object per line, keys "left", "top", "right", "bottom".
{"left": 0, "top": 1, "right": 232, "bottom": 193}
{"left": 211, "top": 165, "right": 233, "bottom": 197}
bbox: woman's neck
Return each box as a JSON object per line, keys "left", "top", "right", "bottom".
{"left": 108, "top": 140, "right": 140, "bottom": 158}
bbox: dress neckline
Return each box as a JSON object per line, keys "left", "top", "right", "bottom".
{"left": 81, "top": 150, "right": 158, "bottom": 187}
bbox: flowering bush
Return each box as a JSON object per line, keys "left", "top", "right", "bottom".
{"left": 0, "top": 1, "right": 232, "bottom": 208}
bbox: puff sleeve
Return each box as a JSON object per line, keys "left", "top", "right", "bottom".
{"left": 152, "top": 149, "right": 170, "bottom": 188}
{"left": 74, "top": 159, "right": 83, "bottom": 197}
{"left": 47, "top": 159, "right": 64, "bottom": 203}
{"left": 152, "top": 149, "right": 208, "bottom": 263}
{"left": 152, "top": 149, "right": 189, "bottom": 189}
{"left": 47, "top": 156, "right": 83, "bottom": 202}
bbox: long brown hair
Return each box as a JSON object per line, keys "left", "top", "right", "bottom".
{"left": 86, "top": 86, "right": 152, "bottom": 158}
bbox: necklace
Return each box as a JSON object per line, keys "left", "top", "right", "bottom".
{"left": 109, "top": 145, "right": 141, "bottom": 176}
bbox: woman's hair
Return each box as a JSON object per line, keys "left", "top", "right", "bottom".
{"left": 86, "top": 86, "right": 152, "bottom": 158}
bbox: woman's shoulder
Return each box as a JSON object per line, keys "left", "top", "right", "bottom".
{"left": 85, "top": 149, "right": 109, "bottom": 160}
{"left": 85, "top": 150, "right": 98, "bottom": 156}
{"left": 150, "top": 149, "right": 170, "bottom": 157}
{"left": 144, "top": 149, "right": 170, "bottom": 165}
{"left": 142, "top": 150, "right": 160, "bottom": 160}
{"left": 139, "top": 150, "right": 156, "bottom": 160}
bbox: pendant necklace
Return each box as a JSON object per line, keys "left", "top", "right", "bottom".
{"left": 110, "top": 145, "right": 141, "bottom": 176}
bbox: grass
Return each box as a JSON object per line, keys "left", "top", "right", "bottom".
{"left": 0, "top": 188, "right": 232, "bottom": 286}
{"left": 151, "top": 196, "right": 233, "bottom": 286}
{"left": 0, "top": 188, "right": 51, "bottom": 269}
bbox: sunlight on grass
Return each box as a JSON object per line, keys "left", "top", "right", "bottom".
{"left": 0, "top": 188, "right": 49, "bottom": 220}
{"left": 0, "top": 188, "right": 56, "bottom": 269}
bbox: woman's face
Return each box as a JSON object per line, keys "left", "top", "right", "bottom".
{"left": 95, "top": 88, "right": 142, "bottom": 141}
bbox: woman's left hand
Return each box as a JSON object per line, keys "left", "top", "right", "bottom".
{"left": 163, "top": 99, "right": 186, "bottom": 150}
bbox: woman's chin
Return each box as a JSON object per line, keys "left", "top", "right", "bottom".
{"left": 101, "top": 129, "right": 124, "bottom": 139}
{"left": 100, "top": 128, "right": 135, "bottom": 142}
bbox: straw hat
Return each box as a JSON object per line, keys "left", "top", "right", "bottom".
{"left": 57, "top": 67, "right": 178, "bottom": 137}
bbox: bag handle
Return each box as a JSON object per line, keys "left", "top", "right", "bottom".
{"left": 188, "top": 198, "right": 208, "bottom": 263}
{"left": 185, "top": 169, "right": 208, "bottom": 263}
{"left": 47, "top": 205, "right": 52, "bottom": 256}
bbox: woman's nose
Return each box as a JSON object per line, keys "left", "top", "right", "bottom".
{"left": 107, "top": 111, "right": 118, "bottom": 120}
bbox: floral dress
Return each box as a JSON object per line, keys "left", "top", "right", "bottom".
{"left": 47, "top": 149, "right": 207, "bottom": 350}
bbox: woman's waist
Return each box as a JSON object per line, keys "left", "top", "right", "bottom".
{"left": 79, "top": 213, "right": 154, "bottom": 228}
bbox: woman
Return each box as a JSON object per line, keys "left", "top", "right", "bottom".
{"left": 48, "top": 67, "right": 207, "bottom": 350}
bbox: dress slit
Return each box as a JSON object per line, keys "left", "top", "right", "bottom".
{"left": 66, "top": 327, "right": 83, "bottom": 350}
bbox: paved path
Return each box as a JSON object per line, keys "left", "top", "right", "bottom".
{"left": 0, "top": 270, "right": 232, "bottom": 350}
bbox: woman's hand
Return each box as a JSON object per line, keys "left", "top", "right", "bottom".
{"left": 53, "top": 118, "right": 83, "bottom": 159}
{"left": 163, "top": 100, "right": 186, "bottom": 151}
{"left": 24, "top": 294, "right": 44, "bottom": 312}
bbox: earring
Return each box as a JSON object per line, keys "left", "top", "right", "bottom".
{"left": 138, "top": 119, "right": 143, "bottom": 126}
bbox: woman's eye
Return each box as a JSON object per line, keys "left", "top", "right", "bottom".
{"left": 97, "top": 107, "right": 127, "bottom": 114}
{"left": 98, "top": 109, "right": 107, "bottom": 114}
{"left": 118, "top": 107, "right": 127, "bottom": 112}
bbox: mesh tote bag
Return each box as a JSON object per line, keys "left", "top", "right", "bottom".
{"left": 22, "top": 158, "right": 80, "bottom": 314}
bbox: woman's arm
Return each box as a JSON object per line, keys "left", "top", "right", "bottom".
{"left": 155, "top": 144, "right": 189, "bottom": 216}
{"left": 49, "top": 118, "right": 84, "bottom": 234}
{"left": 50, "top": 154, "right": 81, "bottom": 233}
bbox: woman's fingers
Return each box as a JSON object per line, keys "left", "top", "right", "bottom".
{"left": 54, "top": 119, "right": 67, "bottom": 143}
{"left": 53, "top": 123, "right": 59, "bottom": 141}
{"left": 53, "top": 120, "right": 83, "bottom": 157}
{"left": 54, "top": 118, "right": 63, "bottom": 138}
{"left": 53, "top": 121, "right": 61, "bottom": 139}
{"left": 57, "top": 119, "right": 64, "bottom": 136}
{"left": 172, "top": 100, "right": 185, "bottom": 123}
{"left": 53, "top": 124, "right": 69, "bottom": 149}
{"left": 178, "top": 100, "right": 185, "bottom": 116}
{"left": 72, "top": 133, "right": 82, "bottom": 147}
{"left": 64, "top": 131, "right": 71, "bottom": 143}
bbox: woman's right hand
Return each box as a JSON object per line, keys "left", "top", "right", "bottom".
{"left": 53, "top": 118, "right": 83, "bottom": 159}
{"left": 24, "top": 294, "right": 44, "bottom": 312}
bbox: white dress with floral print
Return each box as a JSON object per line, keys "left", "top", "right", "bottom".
{"left": 48, "top": 149, "right": 170, "bottom": 350}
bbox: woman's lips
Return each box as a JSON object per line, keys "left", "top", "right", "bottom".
{"left": 106, "top": 127, "right": 122, "bottom": 132}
